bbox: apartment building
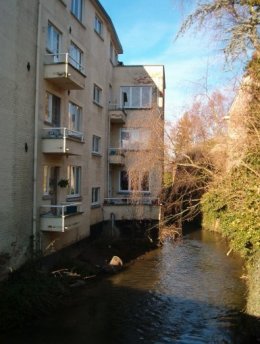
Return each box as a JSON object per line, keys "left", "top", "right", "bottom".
{"left": 0, "top": 0, "right": 165, "bottom": 274}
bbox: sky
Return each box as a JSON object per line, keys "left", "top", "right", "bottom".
{"left": 99, "top": 0, "right": 244, "bottom": 122}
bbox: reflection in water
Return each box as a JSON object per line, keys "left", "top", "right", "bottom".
{"left": 1, "top": 230, "right": 251, "bottom": 344}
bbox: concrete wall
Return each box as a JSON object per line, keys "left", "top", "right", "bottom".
{"left": 0, "top": 0, "right": 165, "bottom": 271}
{"left": 0, "top": 0, "right": 38, "bottom": 275}
{"left": 38, "top": 0, "right": 117, "bottom": 253}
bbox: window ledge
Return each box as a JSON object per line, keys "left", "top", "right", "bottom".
{"left": 58, "top": 0, "right": 67, "bottom": 7}
{"left": 70, "top": 12, "right": 86, "bottom": 29}
{"left": 91, "top": 204, "right": 101, "bottom": 209}
{"left": 93, "top": 100, "right": 103, "bottom": 108}
{"left": 94, "top": 30, "right": 104, "bottom": 41}
{"left": 92, "top": 152, "right": 102, "bottom": 157}
{"left": 66, "top": 195, "right": 82, "bottom": 202}
{"left": 42, "top": 195, "right": 52, "bottom": 200}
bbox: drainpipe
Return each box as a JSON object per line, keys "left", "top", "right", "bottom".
{"left": 32, "top": 0, "right": 42, "bottom": 253}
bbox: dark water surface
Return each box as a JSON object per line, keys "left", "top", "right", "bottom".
{"left": 1, "top": 230, "right": 252, "bottom": 343}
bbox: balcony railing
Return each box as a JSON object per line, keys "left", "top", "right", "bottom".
{"left": 40, "top": 203, "right": 83, "bottom": 232}
{"left": 44, "top": 53, "right": 86, "bottom": 89}
{"left": 104, "top": 197, "right": 159, "bottom": 206}
{"left": 42, "top": 127, "right": 84, "bottom": 155}
{"left": 108, "top": 148, "right": 125, "bottom": 165}
{"left": 42, "top": 127, "right": 84, "bottom": 141}
{"left": 45, "top": 53, "right": 85, "bottom": 74}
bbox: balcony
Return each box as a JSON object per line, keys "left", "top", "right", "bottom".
{"left": 109, "top": 104, "right": 126, "bottom": 124}
{"left": 40, "top": 203, "right": 83, "bottom": 232}
{"left": 109, "top": 148, "right": 125, "bottom": 165}
{"left": 104, "top": 197, "right": 159, "bottom": 206}
{"left": 44, "top": 53, "right": 86, "bottom": 90}
{"left": 42, "top": 127, "right": 84, "bottom": 155}
{"left": 103, "top": 198, "right": 160, "bottom": 221}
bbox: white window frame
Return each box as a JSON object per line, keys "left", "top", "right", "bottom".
{"left": 67, "top": 166, "right": 81, "bottom": 197}
{"left": 119, "top": 171, "right": 150, "bottom": 193}
{"left": 91, "top": 187, "right": 100, "bottom": 205}
{"left": 71, "top": 0, "right": 83, "bottom": 22}
{"left": 45, "top": 92, "right": 60, "bottom": 126}
{"left": 93, "top": 84, "right": 102, "bottom": 105}
{"left": 47, "top": 22, "right": 61, "bottom": 61}
{"left": 68, "top": 102, "right": 81, "bottom": 132}
{"left": 120, "top": 86, "right": 152, "bottom": 109}
{"left": 43, "top": 165, "right": 50, "bottom": 195}
{"left": 94, "top": 15, "right": 103, "bottom": 37}
{"left": 69, "top": 42, "right": 83, "bottom": 72}
{"left": 92, "top": 135, "right": 101, "bottom": 154}
{"left": 120, "top": 128, "right": 150, "bottom": 150}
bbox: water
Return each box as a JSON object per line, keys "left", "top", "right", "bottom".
{"left": 1, "top": 229, "right": 251, "bottom": 343}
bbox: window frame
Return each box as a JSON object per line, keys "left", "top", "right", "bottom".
{"left": 91, "top": 187, "right": 100, "bottom": 206}
{"left": 94, "top": 14, "right": 103, "bottom": 37}
{"left": 69, "top": 41, "right": 83, "bottom": 72}
{"left": 93, "top": 84, "right": 102, "bottom": 106}
{"left": 67, "top": 165, "right": 81, "bottom": 197}
{"left": 43, "top": 165, "right": 50, "bottom": 195}
{"left": 119, "top": 171, "right": 150, "bottom": 193}
{"left": 68, "top": 101, "right": 82, "bottom": 132}
{"left": 92, "top": 135, "right": 101, "bottom": 154}
{"left": 47, "top": 22, "right": 62, "bottom": 61}
{"left": 120, "top": 128, "right": 150, "bottom": 150}
{"left": 120, "top": 86, "right": 152, "bottom": 109}
{"left": 71, "top": 0, "right": 83, "bottom": 22}
{"left": 45, "top": 92, "right": 61, "bottom": 126}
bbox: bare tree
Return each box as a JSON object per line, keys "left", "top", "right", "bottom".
{"left": 177, "top": 0, "right": 260, "bottom": 61}
{"left": 162, "top": 90, "right": 230, "bottom": 228}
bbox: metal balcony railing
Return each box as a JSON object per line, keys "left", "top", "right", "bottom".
{"left": 42, "top": 127, "right": 84, "bottom": 142}
{"left": 104, "top": 197, "right": 159, "bottom": 206}
{"left": 40, "top": 203, "right": 82, "bottom": 217}
{"left": 109, "top": 148, "right": 126, "bottom": 156}
{"left": 45, "top": 53, "right": 85, "bottom": 75}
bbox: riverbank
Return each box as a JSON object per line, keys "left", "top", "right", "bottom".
{"left": 0, "top": 229, "right": 256, "bottom": 344}
{"left": 0, "top": 237, "right": 157, "bottom": 332}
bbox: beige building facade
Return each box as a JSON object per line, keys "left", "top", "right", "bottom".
{"left": 0, "top": 0, "right": 165, "bottom": 274}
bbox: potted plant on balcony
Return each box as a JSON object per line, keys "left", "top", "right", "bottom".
{"left": 57, "top": 179, "right": 69, "bottom": 188}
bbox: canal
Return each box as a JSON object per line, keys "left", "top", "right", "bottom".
{"left": 2, "top": 229, "right": 253, "bottom": 343}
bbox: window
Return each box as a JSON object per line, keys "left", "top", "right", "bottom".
{"left": 119, "top": 171, "right": 150, "bottom": 192}
{"left": 47, "top": 23, "right": 61, "bottom": 61}
{"left": 120, "top": 128, "right": 150, "bottom": 150}
{"left": 120, "top": 86, "right": 152, "bottom": 108}
{"left": 69, "top": 42, "right": 83, "bottom": 72}
{"left": 110, "top": 42, "right": 113, "bottom": 61}
{"left": 71, "top": 0, "right": 83, "bottom": 21}
{"left": 109, "top": 42, "right": 118, "bottom": 65}
{"left": 67, "top": 166, "right": 81, "bottom": 196}
{"left": 120, "top": 171, "right": 129, "bottom": 191}
{"left": 93, "top": 84, "right": 102, "bottom": 105}
{"left": 45, "top": 92, "right": 60, "bottom": 126}
{"left": 43, "top": 166, "right": 50, "bottom": 195}
{"left": 43, "top": 166, "right": 59, "bottom": 196}
{"left": 68, "top": 102, "right": 81, "bottom": 132}
{"left": 91, "top": 187, "right": 100, "bottom": 205}
{"left": 94, "top": 15, "right": 103, "bottom": 37}
{"left": 92, "top": 135, "right": 101, "bottom": 154}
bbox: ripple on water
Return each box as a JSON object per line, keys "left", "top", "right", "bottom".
{"left": 0, "top": 230, "right": 249, "bottom": 344}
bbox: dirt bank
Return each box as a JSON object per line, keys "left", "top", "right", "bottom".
{"left": 0, "top": 237, "right": 158, "bottom": 332}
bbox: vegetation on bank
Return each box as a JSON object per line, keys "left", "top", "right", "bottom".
{"left": 201, "top": 157, "right": 260, "bottom": 259}
{"left": 202, "top": 55, "right": 260, "bottom": 261}
{"left": 172, "top": 1, "right": 260, "bottom": 265}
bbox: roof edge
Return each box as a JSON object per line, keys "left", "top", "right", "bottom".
{"left": 91, "top": 0, "right": 123, "bottom": 54}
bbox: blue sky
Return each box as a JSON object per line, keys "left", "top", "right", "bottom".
{"left": 100, "top": 0, "right": 244, "bottom": 121}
